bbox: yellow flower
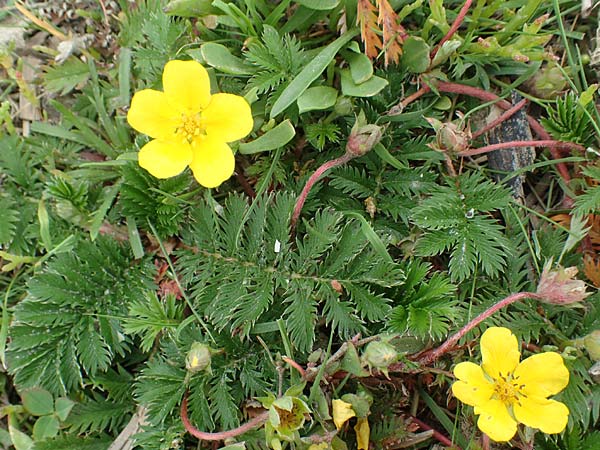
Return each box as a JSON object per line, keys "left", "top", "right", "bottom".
{"left": 332, "top": 399, "right": 356, "bottom": 429}
{"left": 452, "top": 327, "right": 570, "bottom": 442}
{"left": 127, "top": 60, "right": 253, "bottom": 188}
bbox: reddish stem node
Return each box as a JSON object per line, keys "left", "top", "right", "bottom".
{"left": 181, "top": 393, "right": 269, "bottom": 441}
{"left": 471, "top": 98, "right": 528, "bottom": 139}
{"left": 418, "top": 292, "right": 542, "bottom": 366}
{"left": 457, "top": 139, "right": 585, "bottom": 158}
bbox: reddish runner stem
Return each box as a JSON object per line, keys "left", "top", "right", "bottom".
{"left": 457, "top": 139, "right": 585, "bottom": 158}
{"left": 291, "top": 153, "right": 354, "bottom": 228}
{"left": 181, "top": 393, "right": 268, "bottom": 441}
{"left": 411, "top": 416, "right": 459, "bottom": 449}
{"left": 431, "top": 0, "right": 473, "bottom": 59}
{"left": 471, "top": 98, "right": 528, "bottom": 139}
{"left": 282, "top": 356, "right": 306, "bottom": 378}
{"left": 417, "top": 292, "right": 542, "bottom": 366}
{"left": 433, "top": 81, "right": 572, "bottom": 183}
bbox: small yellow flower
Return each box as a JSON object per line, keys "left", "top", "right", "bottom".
{"left": 332, "top": 399, "right": 356, "bottom": 429}
{"left": 127, "top": 60, "right": 253, "bottom": 188}
{"left": 452, "top": 327, "right": 570, "bottom": 442}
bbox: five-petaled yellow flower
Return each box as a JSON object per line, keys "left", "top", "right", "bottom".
{"left": 452, "top": 327, "right": 570, "bottom": 442}
{"left": 127, "top": 60, "right": 253, "bottom": 188}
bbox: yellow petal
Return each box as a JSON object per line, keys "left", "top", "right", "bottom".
{"left": 127, "top": 89, "right": 180, "bottom": 139}
{"left": 474, "top": 398, "right": 518, "bottom": 442}
{"left": 188, "top": 135, "right": 235, "bottom": 188}
{"left": 163, "top": 60, "right": 211, "bottom": 112}
{"left": 513, "top": 397, "right": 569, "bottom": 434}
{"left": 354, "top": 418, "right": 370, "bottom": 450}
{"left": 452, "top": 362, "right": 494, "bottom": 407}
{"left": 513, "top": 352, "right": 569, "bottom": 398}
{"left": 332, "top": 399, "right": 356, "bottom": 430}
{"left": 480, "top": 327, "right": 520, "bottom": 380}
{"left": 138, "top": 139, "right": 192, "bottom": 178}
{"left": 202, "top": 93, "right": 253, "bottom": 142}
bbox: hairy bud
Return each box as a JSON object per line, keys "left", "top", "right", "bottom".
{"left": 536, "top": 262, "right": 591, "bottom": 305}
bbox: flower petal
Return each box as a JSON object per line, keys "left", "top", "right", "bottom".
{"left": 202, "top": 93, "right": 253, "bottom": 142}
{"left": 452, "top": 362, "right": 494, "bottom": 407}
{"left": 138, "top": 139, "right": 192, "bottom": 178}
{"left": 354, "top": 418, "right": 370, "bottom": 450}
{"left": 332, "top": 399, "right": 356, "bottom": 430}
{"left": 163, "top": 60, "right": 211, "bottom": 112}
{"left": 127, "top": 89, "right": 180, "bottom": 139}
{"left": 189, "top": 135, "right": 235, "bottom": 188}
{"left": 513, "top": 397, "right": 569, "bottom": 434}
{"left": 474, "top": 398, "right": 518, "bottom": 442}
{"left": 513, "top": 352, "right": 569, "bottom": 398}
{"left": 481, "top": 327, "right": 520, "bottom": 380}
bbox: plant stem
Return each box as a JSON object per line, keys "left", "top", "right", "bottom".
{"left": 431, "top": 0, "right": 473, "bottom": 59}
{"left": 471, "top": 98, "right": 528, "bottom": 139}
{"left": 458, "top": 140, "right": 585, "bottom": 158}
{"left": 181, "top": 393, "right": 269, "bottom": 441}
{"left": 411, "top": 416, "right": 458, "bottom": 449}
{"left": 291, "top": 153, "right": 355, "bottom": 228}
{"left": 417, "top": 291, "right": 542, "bottom": 365}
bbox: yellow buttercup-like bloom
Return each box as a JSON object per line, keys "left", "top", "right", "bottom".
{"left": 127, "top": 60, "right": 253, "bottom": 188}
{"left": 452, "top": 327, "right": 570, "bottom": 442}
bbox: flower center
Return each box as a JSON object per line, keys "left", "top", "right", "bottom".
{"left": 176, "top": 113, "right": 205, "bottom": 142}
{"left": 493, "top": 374, "right": 525, "bottom": 405}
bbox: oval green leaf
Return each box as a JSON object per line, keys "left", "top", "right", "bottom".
{"left": 297, "top": 86, "right": 338, "bottom": 113}
{"left": 21, "top": 388, "right": 54, "bottom": 416}
{"left": 296, "top": 0, "right": 339, "bottom": 10}
{"left": 402, "top": 36, "right": 431, "bottom": 73}
{"left": 55, "top": 397, "right": 75, "bottom": 421}
{"left": 32, "top": 416, "right": 60, "bottom": 441}
{"left": 270, "top": 29, "right": 359, "bottom": 118}
{"left": 340, "top": 69, "right": 388, "bottom": 97}
{"left": 200, "top": 42, "right": 254, "bottom": 75}
{"left": 344, "top": 51, "right": 373, "bottom": 84}
{"left": 239, "top": 120, "right": 296, "bottom": 154}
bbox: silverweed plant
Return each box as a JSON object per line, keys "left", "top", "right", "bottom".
{"left": 0, "top": 1, "right": 599, "bottom": 450}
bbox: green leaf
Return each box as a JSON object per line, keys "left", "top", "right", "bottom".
{"left": 22, "top": 388, "right": 54, "bottom": 416}
{"left": 344, "top": 51, "right": 373, "bottom": 84}
{"left": 32, "top": 416, "right": 60, "bottom": 441}
{"left": 270, "top": 29, "right": 359, "bottom": 118}
{"left": 201, "top": 43, "right": 255, "bottom": 75}
{"left": 9, "top": 426, "right": 33, "bottom": 450}
{"left": 401, "top": 36, "right": 431, "bottom": 73}
{"left": 296, "top": 0, "right": 339, "bottom": 10}
{"left": 54, "top": 397, "right": 75, "bottom": 421}
{"left": 579, "top": 83, "right": 598, "bottom": 107}
{"left": 297, "top": 86, "right": 338, "bottom": 113}
{"left": 238, "top": 120, "right": 296, "bottom": 154}
{"left": 43, "top": 58, "right": 90, "bottom": 95}
{"left": 164, "top": 0, "right": 219, "bottom": 16}
{"left": 340, "top": 69, "right": 388, "bottom": 97}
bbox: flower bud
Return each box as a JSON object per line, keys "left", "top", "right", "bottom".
{"left": 583, "top": 330, "right": 600, "bottom": 361}
{"left": 362, "top": 341, "right": 398, "bottom": 378}
{"left": 334, "top": 96, "right": 353, "bottom": 116}
{"left": 536, "top": 262, "right": 591, "bottom": 305}
{"left": 345, "top": 124, "right": 383, "bottom": 157}
{"left": 185, "top": 342, "right": 213, "bottom": 373}
{"left": 425, "top": 117, "right": 471, "bottom": 154}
